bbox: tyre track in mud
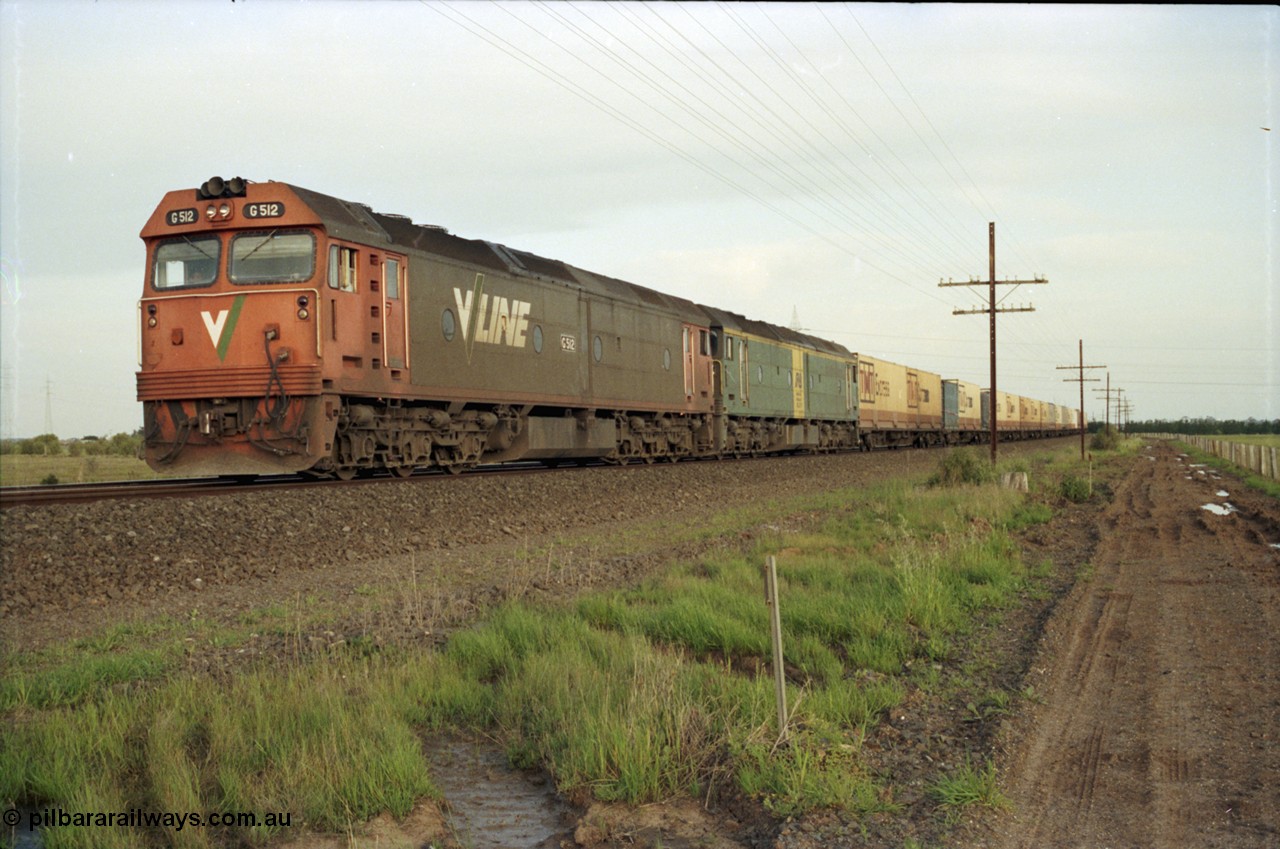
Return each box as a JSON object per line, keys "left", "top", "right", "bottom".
{"left": 975, "top": 442, "right": 1280, "bottom": 849}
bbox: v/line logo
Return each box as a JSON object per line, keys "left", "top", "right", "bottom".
{"left": 200, "top": 295, "right": 247, "bottom": 362}
{"left": 453, "top": 274, "right": 532, "bottom": 362}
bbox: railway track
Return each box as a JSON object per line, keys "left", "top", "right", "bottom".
{"left": 0, "top": 476, "right": 270, "bottom": 508}
{"left": 1, "top": 437, "right": 1067, "bottom": 509}
{"left": 0, "top": 461, "right": 574, "bottom": 508}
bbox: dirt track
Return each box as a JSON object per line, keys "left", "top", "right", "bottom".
{"left": 970, "top": 441, "right": 1280, "bottom": 849}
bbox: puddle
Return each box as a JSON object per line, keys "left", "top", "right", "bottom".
{"left": 6, "top": 748, "right": 576, "bottom": 849}
{"left": 425, "top": 738, "right": 576, "bottom": 849}
{"left": 5, "top": 808, "right": 44, "bottom": 848}
{"left": 1201, "top": 503, "right": 1237, "bottom": 516}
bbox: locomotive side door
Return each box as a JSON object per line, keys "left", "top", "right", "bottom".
{"left": 382, "top": 255, "right": 408, "bottom": 378}
{"left": 326, "top": 242, "right": 368, "bottom": 384}
{"left": 845, "top": 363, "right": 856, "bottom": 414}
{"left": 683, "top": 326, "right": 696, "bottom": 399}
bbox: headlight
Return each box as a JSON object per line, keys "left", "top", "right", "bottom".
{"left": 205, "top": 203, "right": 234, "bottom": 221}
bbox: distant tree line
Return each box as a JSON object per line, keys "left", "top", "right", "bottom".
{"left": 0, "top": 430, "right": 144, "bottom": 456}
{"left": 1118, "top": 417, "right": 1280, "bottom": 436}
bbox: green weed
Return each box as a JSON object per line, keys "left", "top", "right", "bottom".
{"left": 1059, "top": 474, "right": 1093, "bottom": 503}
{"left": 929, "top": 448, "right": 994, "bottom": 486}
{"left": 0, "top": 649, "right": 169, "bottom": 711}
{"left": 930, "top": 757, "right": 1008, "bottom": 817}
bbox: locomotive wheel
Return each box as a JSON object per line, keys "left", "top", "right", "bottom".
{"left": 334, "top": 466, "right": 358, "bottom": 481}
{"left": 389, "top": 465, "right": 414, "bottom": 479}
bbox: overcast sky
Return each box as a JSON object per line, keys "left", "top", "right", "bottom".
{"left": 1, "top": 1, "right": 1275, "bottom": 439}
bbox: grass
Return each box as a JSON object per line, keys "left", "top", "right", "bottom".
{"left": 1, "top": 443, "right": 1092, "bottom": 846}
{"left": 929, "top": 448, "right": 994, "bottom": 486}
{"left": 0, "top": 648, "right": 170, "bottom": 711}
{"left": 2, "top": 656, "right": 441, "bottom": 848}
{"left": 0, "top": 455, "right": 175, "bottom": 486}
{"left": 930, "top": 757, "right": 1009, "bottom": 818}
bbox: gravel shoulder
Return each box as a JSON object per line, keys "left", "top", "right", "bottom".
{"left": 1, "top": 447, "right": 954, "bottom": 654}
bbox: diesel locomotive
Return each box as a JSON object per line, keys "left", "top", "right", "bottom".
{"left": 136, "top": 177, "right": 1081, "bottom": 478}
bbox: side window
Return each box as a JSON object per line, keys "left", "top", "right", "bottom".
{"left": 328, "top": 245, "right": 358, "bottom": 292}
{"left": 724, "top": 335, "right": 734, "bottom": 361}
{"left": 699, "top": 329, "right": 710, "bottom": 356}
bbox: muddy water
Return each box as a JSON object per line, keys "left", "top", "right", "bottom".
{"left": 425, "top": 738, "right": 578, "bottom": 848}
{"left": 5, "top": 808, "right": 43, "bottom": 848}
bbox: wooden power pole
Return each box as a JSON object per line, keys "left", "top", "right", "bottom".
{"left": 1093, "top": 375, "right": 1123, "bottom": 434}
{"left": 1056, "top": 340, "right": 1105, "bottom": 460}
{"left": 939, "top": 223, "right": 1047, "bottom": 464}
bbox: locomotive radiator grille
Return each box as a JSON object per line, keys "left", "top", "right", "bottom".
{"left": 137, "top": 365, "right": 322, "bottom": 400}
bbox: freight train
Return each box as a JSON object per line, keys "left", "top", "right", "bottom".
{"left": 137, "top": 177, "right": 1082, "bottom": 478}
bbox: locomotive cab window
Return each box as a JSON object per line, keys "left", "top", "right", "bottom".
{"left": 152, "top": 237, "right": 219, "bottom": 290}
{"left": 328, "top": 245, "right": 358, "bottom": 292}
{"left": 230, "top": 231, "right": 315, "bottom": 284}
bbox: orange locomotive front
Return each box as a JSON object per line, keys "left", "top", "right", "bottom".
{"left": 137, "top": 177, "right": 406, "bottom": 476}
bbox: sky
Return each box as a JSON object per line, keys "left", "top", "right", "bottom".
{"left": 0, "top": 1, "right": 1276, "bottom": 439}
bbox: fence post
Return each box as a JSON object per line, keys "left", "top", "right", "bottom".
{"left": 764, "top": 555, "right": 788, "bottom": 741}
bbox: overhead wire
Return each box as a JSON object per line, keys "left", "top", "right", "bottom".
{"left": 426, "top": 0, "right": 963, "bottom": 306}
{"left": 540, "top": 0, "right": 954, "bottom": 282}
{"left": 748, "top": 2, "right": 979, "bottom": 268}
{"left": 426, "top": 0, "right": 1083, "bottom": 394}
{"left": 611, "top": 2, "right": 969, "bottom": 279}
{"left": 419, "top": 3, "right": 1266, "bottom": 413}
{"left": 835, "top": 5, "right": 1070, "bottom": 358}
{"left": 570, "top": 0, "right": 982, "bottom": 294}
